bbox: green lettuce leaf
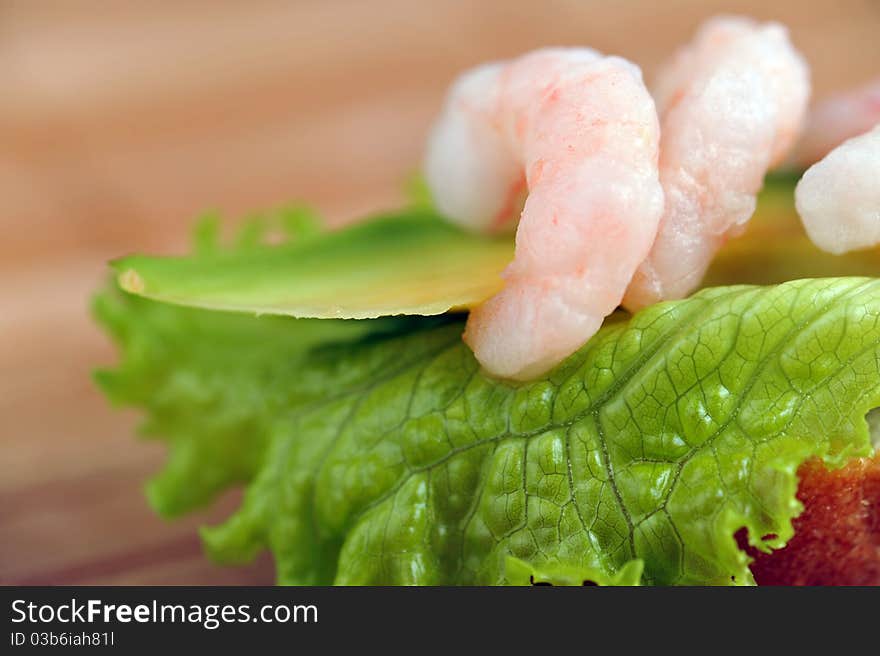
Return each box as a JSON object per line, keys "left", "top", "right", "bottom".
{"left": 96, "top": 276, "right": 880, "bottom": 584}
{"left": 504, "top": 556, "right": 644, "bottom": 586}
{"left": 93, "top": 288, "right": 400, "bottom": 516}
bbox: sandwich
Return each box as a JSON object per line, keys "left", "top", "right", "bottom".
{"left": 94, "top": 15, "right": 880, "bottom": 585}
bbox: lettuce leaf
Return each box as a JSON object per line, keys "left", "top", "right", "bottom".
{"left": 95, "top": 276, "right": 880, "bottom": 584}
{"left": 93, "top": 288, "right": 402, "bottom": 516}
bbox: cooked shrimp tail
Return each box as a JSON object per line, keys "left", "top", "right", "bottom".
{"left": 623, "top": 16, "right": 811, "bottom": 310}
{"left": 425, "top": 49, "right": 664, "bottom": 379}
{"left": 795, "top": 124, "right": 880, "bottom": 254}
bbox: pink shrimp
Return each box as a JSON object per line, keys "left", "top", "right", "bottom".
{"left": 424, "top": 48, "right": 664, "bottom": 380}
{"left": 790, "top": 77, "right": 880, "bottom": 168}
{"left": 622, "top": 16, "right": 810, "bottom": 310}
{"left": 795, "top": 124, "right": 880, "bottom": 254}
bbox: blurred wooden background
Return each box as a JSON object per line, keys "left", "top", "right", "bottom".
{"left": 2, "top": 0, "right": 878, "bottom": 584}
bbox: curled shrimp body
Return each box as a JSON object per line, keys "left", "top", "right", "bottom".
{"left": 790, "top": 77, "right": 880, "bottom": 168}
{"left": 424, "top": 48, "right": 664, "bottom": 380}
{"left": 795, "top": 124, "right": 880, "bottom": 254}
{"left": 622, "top": 16, "right": 810, "bottom": 310}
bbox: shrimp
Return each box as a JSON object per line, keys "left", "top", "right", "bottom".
{"left": 790, "top": 77, "right": 880, "bottom": 168}
{"left": 424, "top": 48, "right": 664, "bottom": 380}
{"left": 622, "top": 16, "right": 810, "bottom": 310}
{"left": 795, "top": 124, "right": 880, "bottom": 254}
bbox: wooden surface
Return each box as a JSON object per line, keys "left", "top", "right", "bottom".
{"left": 2, "top": 0, "right": 879, "bottom": 585}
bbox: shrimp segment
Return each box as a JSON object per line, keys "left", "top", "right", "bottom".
{"left": 795, "top": 124, "right": 880, "bottom": 255}
{"left": 425, "top": 49, "right": 664, "bottom": 379}
{"left": 791, "top": 77, "right": 880, "bottom": 168}
{"left": 623, "top": 16, "right": 810, "bottom": 310}
{"left": 424, "top": 62, "right": 523, "bottom": 233}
